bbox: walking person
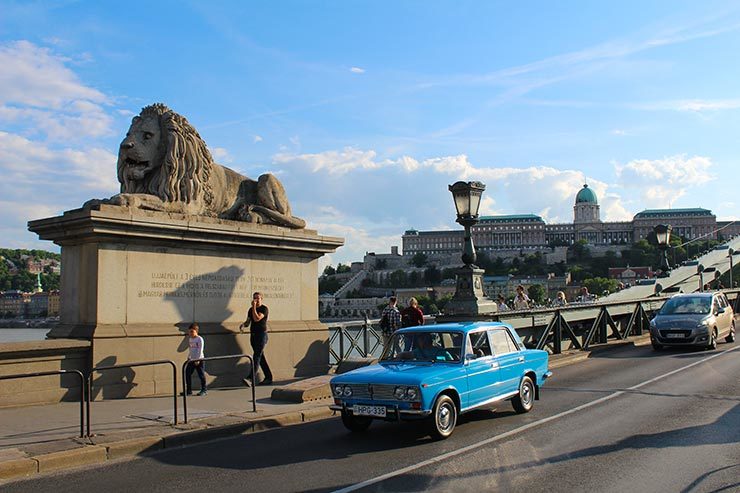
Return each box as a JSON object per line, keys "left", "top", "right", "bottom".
{"left": 239, "top": 292, "right": 273, "bottom": 386}
{"left": 497, "top": 294, "right": 510, "bottom": 311}
{"left": 401, "top": 297, "right": 425, "bottom": 328}
{"left": 379, "top": 296, "right": 402, "bottom": 348}
{"left": 185, "top": 323, "right": 207, "bottom": 396}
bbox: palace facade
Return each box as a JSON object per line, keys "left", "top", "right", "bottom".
{"left": 403, "top": 184, "right": 736, "bottom": 256}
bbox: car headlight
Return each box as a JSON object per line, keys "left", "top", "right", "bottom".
{"left": 394, "top": 386, "right": 406, "bottom": 400}
{"left": 406, "top": 387, "right": 419, "bottom": 401}
{"left": 342, "top": 385, "right": 353, "bottom": 397}
{"left": 699, "top": 319, "right": 710, "bottom": 326}
{"left": 333, "top": 385, "right": 344, "bottom": 397}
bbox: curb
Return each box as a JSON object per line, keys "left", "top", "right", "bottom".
{"left": 0, "top": 336, "right": 650, "bottom": 483}
{"left": 0, "top": 405, "right": 336, "bottom": 484}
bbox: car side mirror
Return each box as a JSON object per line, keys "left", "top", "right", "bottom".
{"left": 464, "top": 353, "right": 476, "bottom": 364}
{"left": 716, "top": 307, "right": 725, "bottom": 315}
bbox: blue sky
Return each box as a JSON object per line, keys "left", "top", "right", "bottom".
{"left": 1, "top": 1, "right": 739, "bottom": 268}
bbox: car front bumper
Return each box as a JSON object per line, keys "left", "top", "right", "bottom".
{"left": 330, "top": 403, "right": 431, "bottom": 419}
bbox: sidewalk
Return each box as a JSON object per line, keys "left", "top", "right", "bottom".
{"left": 0, "top": 334, "right": 651, "bottom": 482}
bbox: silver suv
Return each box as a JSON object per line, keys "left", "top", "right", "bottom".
{"left": 649, "top": 292, "right": 736, "bottom": 350}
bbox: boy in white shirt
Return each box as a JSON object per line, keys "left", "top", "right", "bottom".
{"left": 185, "top": 323, "right": 207, "bottom": 396}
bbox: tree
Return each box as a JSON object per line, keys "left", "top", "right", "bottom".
{"left": 410, "top": 252, "right": 428, "bottom": 268}
{"left": 583, "top": 277, "right": 618, "bottom": 297}
{"left": 527, "top": 284, "right": 547, "bottom": 305}
{"left": 389, "top": 269, "right": 408, "bottom": 287}
{"left": 570, "top": 240, "right": 591, "bottom": 261}
{"left": 336, "top": 263, "right": 351, "bottom": 274}
{"left": 424, "top": 266, "right": 442, "bottom": 285}
{"left": 322, "top": 265, "right": 336, "bottom": 276}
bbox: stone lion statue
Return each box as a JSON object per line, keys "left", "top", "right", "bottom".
{"left": 87, "top": 103, "right": 305, "bottom": 229}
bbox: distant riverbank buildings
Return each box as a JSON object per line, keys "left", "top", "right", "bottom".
{"left": 403, "top": 184, "right": 737, "bottom": 258}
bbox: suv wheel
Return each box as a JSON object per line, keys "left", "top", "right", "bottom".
{"left": 707, "top": 329, "right": 718, "bottom": 350}
{"left": 725, "top": 321, "right": 736, "bottom": 343}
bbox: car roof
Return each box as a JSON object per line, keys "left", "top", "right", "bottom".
{"left": 669, "top": 292, "right": 715, "bottom": 299}
{"left": 395, "top": 321, "right": 511, "bottom": 334}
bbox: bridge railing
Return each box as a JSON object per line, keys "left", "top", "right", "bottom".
{"left": 326, "top": 288, "right": 740, "bottom": 365}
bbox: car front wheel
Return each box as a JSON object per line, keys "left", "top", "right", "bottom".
{"left": 429, "top": 394, "right": 457, "bottom": 440}
{"left": 512, "top": 376, "right": 535, "bottom": 414}
{"left": 707, "top": 329, "right": 718, "bottom": 350}
{"left": 725, "top": 321, "right": 736, "bottom": 343}
{"left": 341, "top": 409, "right": 372, "bottom": 432}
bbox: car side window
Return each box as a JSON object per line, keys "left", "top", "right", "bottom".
{"left": 489, "top": 329, "right": 516, "bottom": 355}
{"left": 469, "top": 331, "right": 492, "bottom": 358}
{"left": 713, "top": 298, "right": 721, "bottom": 314}
{"left": 717, "top": 295, "right": 728, "bottom": 308}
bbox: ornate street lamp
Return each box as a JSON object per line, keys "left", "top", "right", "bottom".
{"left": 449, "top": 181, "right": 486, "bottom": 266}
{"left": 441, "top": 181, "right": 497, "bottom": 318}
{"left": 728, "top": 248, "right": 739, "bottom": 288}
{"left": 653, "top": 224, "right": 672, "bottom": 278}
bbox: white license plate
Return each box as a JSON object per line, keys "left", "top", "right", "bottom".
{"left": 665, "top": 333, "right": 685, "bottom": 338}
{"left": 353, "top": 405, "right": 387, "bottom": 417}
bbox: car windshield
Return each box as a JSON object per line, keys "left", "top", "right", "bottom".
{"left": 659, "top": 296, "right": 711, "bottom": 315}
{"left": 381, "top": 331, "right": 463, "bottom": 363}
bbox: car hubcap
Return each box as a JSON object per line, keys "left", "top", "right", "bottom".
{"left": 522, "top": 383, "right": 532, "bottom": 405}
{"left": 438, "top": 404, "right": 452, "bottom": 431}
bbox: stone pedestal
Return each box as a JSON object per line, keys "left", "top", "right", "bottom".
{"left": 437, "top": 265, "right": 497, "bottom": 322}
{"left": 28, "top": 205, "right": 343, "bottom": 398}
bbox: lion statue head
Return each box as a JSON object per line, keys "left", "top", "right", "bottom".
{"left": 118, "top": 103, "right": 214, "bottom": 212}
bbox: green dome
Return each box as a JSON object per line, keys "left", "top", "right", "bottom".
{"left": 575, "top": 184, "right": 598, "bottom": 204}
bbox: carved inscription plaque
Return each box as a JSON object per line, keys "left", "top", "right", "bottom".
{"left": 124, "top": 251, "right": 302, "bottom": 324}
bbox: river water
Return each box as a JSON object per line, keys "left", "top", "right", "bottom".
{"left": 0, "top": 328, "right": 51, "bottom": 343}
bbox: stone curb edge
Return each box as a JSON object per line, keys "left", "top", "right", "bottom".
{"left": 0, "top": 334, "right": 653, "bottom": 483}
{"left": 0, "top": 407, "right": 336, "bottom": 483}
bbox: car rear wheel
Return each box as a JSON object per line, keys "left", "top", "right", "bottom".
{"left": 429, "top": 395, "right": 457, "bottom": 440}
{"left": 341, "top": 409, "right": 372, "bottom": 432}
{"left": 725, "top": 321, "right": 736, "bottom": 343}
{"left": 512, "top": 376, "right": 535, "bottom": 414}
{"left": 707, "top": 329, "right": 718, "bottom": 350}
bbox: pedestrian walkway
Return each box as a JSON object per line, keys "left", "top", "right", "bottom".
{"left": 0, "top": 334, "right": 651, "bottom": 482}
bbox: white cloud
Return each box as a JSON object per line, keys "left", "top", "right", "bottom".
{"left": 211, "top": 147, "right": 233, "bottom": 163}
{"left": 253, "top": 135, "right": 263, "bottom": 143}
{"left": 611, "top": 129, "right": 627, "bottom": 136}
{"left": 274, "top": 147, "right": 386, "bottom": 175}
{"left": 634, "top": 99, "right": 740, "bottom": 113}
{"left": 350, "top": 67, "right": 365, "bottom": 74}
{"left": 616, "top": 155, "right": 714, "bottom": 186}
{"left": 0, "top": 40, "right": 114, "bottom": 141}
{"left": 0, "top": 131, "right": 118, "bottom": 192}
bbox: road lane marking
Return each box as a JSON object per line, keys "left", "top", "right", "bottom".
{"left": 332, "top": 345, "right": 739, "bottom": 493}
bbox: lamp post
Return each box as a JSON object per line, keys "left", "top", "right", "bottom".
{"left": 441, "top": 181, "right": 497, "bottom": 318}
{"left": 653, "top": 224, "right": 672, "bottom": 278}
{"left": 729, "top": 248, "right": 735, "bottom": 288}
{"left": 697, "top": 264, "right": 705, "bottom": 292}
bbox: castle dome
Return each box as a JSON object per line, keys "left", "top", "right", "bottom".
{"left": 575, "top": 184, "right": 598, "bottom": 204}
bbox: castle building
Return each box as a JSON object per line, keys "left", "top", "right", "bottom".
{"left": 402, "top": 184, "right": 722, "bottom": 256}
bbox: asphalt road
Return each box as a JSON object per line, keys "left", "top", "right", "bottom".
{"left": 4, "top": 341, "right": 739, "bottom": 493}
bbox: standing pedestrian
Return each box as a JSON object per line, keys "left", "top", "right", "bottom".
{"left": 239, "top": 292, "right": 273, "bottom": 385}
{"left": 552, "top": 291, "right": 567, "bottom": 307}
{"left": 497, "top": 294, "right": 510, "bottom": 311}
{"left": 185, "top": 323, "right": 207, "bottom": 396}
{"left": 379, "top": 296, "right": 402, "bottom": 347}
{"left": 401, "top": 297, "right": 425, "bottom": 328}
{"left": 513, "top": 285, "right": 531, "bottom": 310}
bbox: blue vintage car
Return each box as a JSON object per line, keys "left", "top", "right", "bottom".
{"left": 330, "top": 322, "right": 552, "bottom": 439}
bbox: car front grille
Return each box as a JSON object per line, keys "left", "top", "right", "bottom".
{"left": 347, "top": 384, "right": 398, "bottom": 401}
